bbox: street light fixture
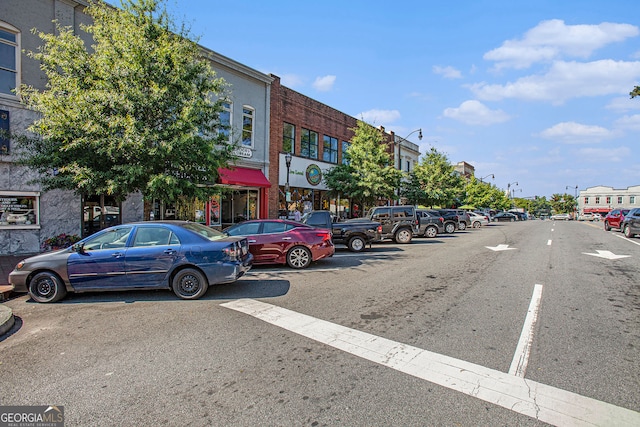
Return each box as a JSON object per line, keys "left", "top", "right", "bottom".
{"left": 479, "top": 174, "right": 494, "bottom": 183}
{"left": 566, "top": 185, "right": 578, "bottom": 218}
{"left": 507, "top": 181, "right": 518, "bottom": 198}
{"left": 394, "top": 129, "right": 422, "bottom": 205}
{"left": 284, "top": 152, "right": 292, "bottom": 202}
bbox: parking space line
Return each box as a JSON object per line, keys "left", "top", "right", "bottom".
{"left": 614, "top": 234, "right": 640, "bottom": 246}
{"left": 222, "top": 299, "right": 640, "bottom": 426}
{"left": 509, "top": 284, "right": 543, "bottom": 377}
{"left": 547, "top": 240, "right": 552, "bottom": 246}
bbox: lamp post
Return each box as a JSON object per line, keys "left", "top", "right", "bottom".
{"left": 507, "top": 181, "right": 518, "bottom": 198}
{"left": 479, "top": 174, "right": 494, "bottom": 183}
{"left": 394, "top": 129, "right": 422, "bottom": 205}
{"left": 284, "top": 152, "right": 292, "bottom": 203}
{"left": 566, "top": 185, "right": 578, "bottom": 219}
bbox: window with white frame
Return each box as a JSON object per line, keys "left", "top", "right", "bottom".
{"left": 0, "top": 23, "right": 19, "bottom": 97}
{"left": 0, "top": 192, "right": 40, "bottom": 228}
{"left": 242, "top": 106, "right": 254, "bottom": 147}
{"left": 617, "top": 196, "right": 623, "bottom": 204}
{"left": 606, "top": 196, "right": 611, "bottom": 204}
{"left": 596, "top": 197, "right": 600, "bottom": 204}
{"left": 219, "top": 101, "right": 232, "bottom": 142}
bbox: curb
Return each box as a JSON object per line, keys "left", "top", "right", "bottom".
{"left": 0, "top": 303, "right": 15, "bottom": 337}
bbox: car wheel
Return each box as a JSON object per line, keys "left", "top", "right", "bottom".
{"left": 394, "top": 228, "right": 413, "bottom": 244}
{"left": 604, "top": 221, "right": 611, "bottom": 231}
{"left": 347, "top": 236, "right": 366, "bottom": 252}
{"left": 473, "top": 221, "right": 481, "bottom": 228}
{"left": 287, "top": 246, "right": 312, "bottom": 268}
{"left": 623, "top": 224, "right": 634, "bottom": 238}
{"left": 424, "top": 225, "right": 438, "bottom": 238}
{"left": 445, "top": 222, "right": 456, "bottom": 234}
{"left": 28, "top": 272, "right": 67, "bottom": 303}
{"left": 510, "top": 218, "right": 515, "bottom": 222}
{"left": 459, "top": 222, "right": 467, "bottom": 230}
{"left": 172, "top": 268, "right": 208, "bottom": 300}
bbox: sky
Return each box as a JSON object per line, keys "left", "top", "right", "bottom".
{"left": 159, "top": 0, "right": 640, "bottom": 199}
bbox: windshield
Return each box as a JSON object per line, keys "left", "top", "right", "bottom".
{"left": 179, "top": 222, "right": 226, "bottom": 241}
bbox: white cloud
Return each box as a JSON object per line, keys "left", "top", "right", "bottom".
{"left": 606, "top": 96, "right": 640, "bottom": 111}
{"left": 538, "top": 121, "right": 615, "bottom": 143}
{"left": 469, "top": 60, "right": 640, "bottom": 103}
{"left": 614, "top": 114, "right": 640, "bottom": 131}
{"left": 280, "top": 73, "right": 304, "bottom": 88}
{"left": 484, "top": 19, "right": 639, "bottom": 70}
{"left": 312, "top": 75, "right": 336, "bottom": 92}
{"left": 442, "top": 100, "right": 510, "bottom": 126}
{"left": 357, "top": 109, "right": 401, "bottom": 126}
{"left": 577, "top": 146, "right": 630, "bottom": 162}
{"left": 433, "top": 65, "right": 462, "bottom": 79}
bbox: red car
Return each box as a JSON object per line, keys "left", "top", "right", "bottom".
{"left": 603, "top": 208, "right": 630, "bottom": 231}
{"left": 224, "top": 219, "right": 334, "bottom": 269}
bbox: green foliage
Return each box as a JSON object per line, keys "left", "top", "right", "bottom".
{"left": 18, "top": 0, "right": 232, "bottom": 202}
{"left": 400, "top": 172, "right": 427, "bottom": 206}
{"left": 550, "top": 193, "right": 576, "bottom": 214}
{"left": 631, "top": 86, "right": 640, "bottom": 98}
{"left": 410, "top": 147, "right": 464, "bottom": 208}
{"left": 324, "top": 121, "right": 401, "bottom": 209}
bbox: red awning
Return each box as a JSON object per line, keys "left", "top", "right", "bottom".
{"left": 218, "top": 167, "right": 271, "bottom": 188}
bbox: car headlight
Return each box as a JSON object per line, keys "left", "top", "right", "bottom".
{"left": 16, "top": 260, "right": 25, "bottom": 270}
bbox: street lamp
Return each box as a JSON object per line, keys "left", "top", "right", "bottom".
{"left": 394, "top": 128, "right": 422, "bottom": 205}
{"left": 507, "top": 181, "right": 518, "bottom": 198}
{"left": 284, "top": 152, "right": 292, "bottom": 202}
{"left": 479, "top": 174, "right": 494, "bottom": 183}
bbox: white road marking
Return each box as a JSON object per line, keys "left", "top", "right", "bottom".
{"left": 222, "top": 299, "right": 640, "bottom": 426}
{"left": 509, "top": 284, "right": 543, "bottom": 377}
{"left": 614, "top": 234, "right": 640, "bottom": 246}
{"left": 485, "top": 244, "right": 517, "bottom": 251}
{"left": 547, "top": 240, "right": 552, "bottom": 246}
{"left": 248, "top": 267, "right": 342, "bottom": 275}
{"left": 582, "top": 250, "right": 631, "bottom": 260}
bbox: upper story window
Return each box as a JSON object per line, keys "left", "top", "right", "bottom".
{"left": 323, "top": 135, "right": 338, "bottom": 163}
{"left": 241, "top": 106, "right": 254, "bottom": 147}
{"left": 584, "top": 197, "right": 589, "bottom": 204}
{"left": 0, "top": 23, "right": 19, "bottom": 97}
{"left": 617, "top": 196, "right": 623, "bottom": 204}
{"left": 631, "top": 196, "right": 636, "bottom": 204}
{"left": 301, "top": 128, "right": 318, "bottom": 159}
{"left": 283, "top": 122, "right": 295, "bottom": 154}
{"left": 341, "top": 141, "right": 349, "bottom": 165}
{"left": 595, "top": 197, "right": 600, "bottom": 204}
{"left": 606, "top": 196, "right": 611, "bottom": 204}
{"left": 219, "top": 101, "right": 232, "bottom": 142}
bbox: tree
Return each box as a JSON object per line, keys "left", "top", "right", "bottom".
{"left": 550, "top": 193, "right": 575, "bottom": 214}
{"left": 631, "top": 86, "right": 640, "bottom": 98}
{"left": 411, "top": 147, "right": 463, "bottom": 208}
{"left": 18, "top": 0, "right": 232, "bottom": 203}
{"left": 400, "top": 171, "right": 427, "bottom": 206}
{"left": 324, "top": 121, "right": 401, "bottom": 209}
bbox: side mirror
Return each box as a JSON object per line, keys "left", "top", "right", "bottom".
{"left": 73, "top": 242, "right": 85, "bottom": 254}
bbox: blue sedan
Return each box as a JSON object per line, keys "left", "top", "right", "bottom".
{"left": 9, "top": 221, "right": 253, "bottom": 302}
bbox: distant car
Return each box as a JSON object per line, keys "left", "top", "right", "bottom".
{"left": 510, "top": 211, "right": 528, "bottom": 221}
{"left": 578, "top": 213, "right": 594, "bottom": 221}
{"left": 592, "top": 213, "right": 602, "bottom": 221}
{"left": 603, "top": 208, "right": 630, "bottom": 231}
{"left": 416, "top": 209, "right": 446, "bottom": 237}
{"left": 468, "top": 212, "right": 489, "bottom": 228}
{"left": 550, "top": 213, "right": 571, "bottom": 221}
{"left": 9, "top": 221, "right": 253, "bottom": 303}
{"left": 621, "top": 208, "right": 640, "bottom": 238}
{"left": 224, "top": 219, "right": 334, "bottom": 268}
{"left": 493, "top": 212, "right": 518, "bottom": 222}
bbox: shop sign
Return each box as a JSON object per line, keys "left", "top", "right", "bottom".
{"left": 232, "top": 146, "right": 253, "bottom": 158}
{"left": 306, "top": 164, "right": 322, "bottom": 186}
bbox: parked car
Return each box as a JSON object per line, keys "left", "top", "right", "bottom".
{"left": 300, "top": 210, "right": 382, "bottom": 252}
{"left": 416, "top": 209, "right": 446, "bottom": 237}
{"left": 468, "top": 212, "right": 489, "bottom": 228}
{"left": 224, "top": 219, "right": 334, "bottom": 268}
{"left": 510, "top": 211, "right": 528, "bottom": 221}
{"left": 493, "top": 212, "right": 518, "bottom": 222}
{"left": 9, "top": 221, "right": 253, "bottom": 303}
{"left": 621, "top": 208, "right": 640, "bottom": 238}
{"left": 428, "top": 209, "right": 459, "bottom": 233}
{"left": 603, "top": 208, "right": 630, "bottom": 231}
{"left": 365, "top": 205, "right": 420, "bottom": 243}
{"left": 550, "top": 213, "right": 572, "bottom": 221}
{"left": 592, "top": 213, "right": 602, "bottom": 221}
{"left": 577, "top": 213, "right": 594, "bottom": 221}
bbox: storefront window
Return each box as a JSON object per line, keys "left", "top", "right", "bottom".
{"left": 82, "top": 195, "right": 121, "bottom": 237}
{"left": 0, "top": 192, "right": 39, "bottom": 227}
{"left": 221, "top": 189, "right": 259, "bottom": 227}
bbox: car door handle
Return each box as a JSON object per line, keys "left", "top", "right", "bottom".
{"left": 111, "top": 252, "right": 124, "bottom": 258}
{"left": 282, "top": 237, "right": 292, "bottom": 240}
{"left": 248, "top": 239, "right": 257, "bottom": 243}
{"left": 164, "top": 249, "right": 177, "bottom": 255}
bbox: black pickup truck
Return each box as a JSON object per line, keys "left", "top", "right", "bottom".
{"left": 301, "top": 210, "right": 382, "bottom": 252}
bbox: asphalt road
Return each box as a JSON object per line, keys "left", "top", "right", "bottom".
{"left": 1, "top": 219, "right": 639, "bottom": 426}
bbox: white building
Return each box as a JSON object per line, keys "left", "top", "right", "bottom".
{"left": 577, "top": 185, "right": 640, "bottom": 215}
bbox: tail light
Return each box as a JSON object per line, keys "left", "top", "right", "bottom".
{"left": 439, "top": 217, "right": 444, "bottom": 223}
{"left": 316, "top": 231, "right": 332, "bottom": 242}
{"left": 376, "top": 225, "right": 382, "bottom": 234}
{"left": 223, "top": 241, "right": 242, "bottom": 260}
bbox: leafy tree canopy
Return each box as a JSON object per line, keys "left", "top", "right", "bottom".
{"left": 324, "top": 121, "right": 401, "bottom": 209}
{"left": 631, "top": 86, "right": 640, "bottom": 98}
{"left": 411, "top": 147, "right": 464, "bottom": 208}
{"left": 18, "top": 0, "right": 232, "bottom": 202}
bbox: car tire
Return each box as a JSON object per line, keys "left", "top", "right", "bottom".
{"left": 347, "top": 236, "right": 366, "bottom": 252}
{"left": 604, "top": 221, "right": 611, "bottom": 231}
{"left": 623, "top": 224, "right": 634, "bottom": 238}
{"left": 510, "top": 218, "right": 515, "bottom": 222}
{"left": 172, "top": 268, "right": 208, "bottom": 300}
{"left": 473, "top": 221, "right": 481, "bottom": 228}
{"left": 424, "top": 225, "right": 438, "bottom": 238}
{"left": 445, "top": 222, "right": 456, "bottom": 234}
{"left": 459, "top": 222, "right": 466, "bottom": 230}
{"left": 394, "top": 228, "right": 413, "bottom": 244}
{"left": 287, "top": 246, "right": 312, "bottom": 269}
{"left": 28, "top": 271, "right": 67, "bottom": 303}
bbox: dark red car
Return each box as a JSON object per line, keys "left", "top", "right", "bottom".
{"left": 603, "top": 208, "right": 630, "bottom": 231}
{"left": 224, "top": 219, "right": 334, "bottom": 269}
